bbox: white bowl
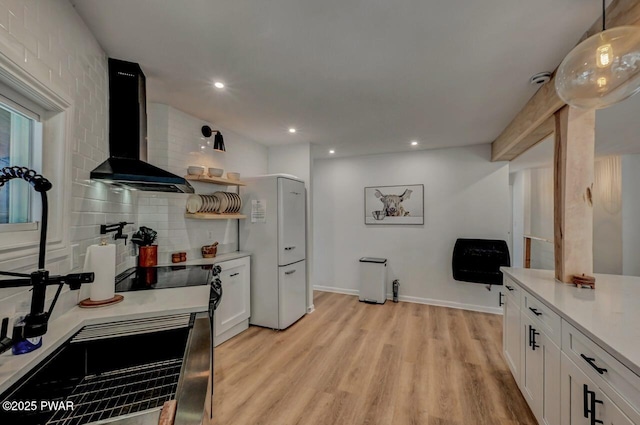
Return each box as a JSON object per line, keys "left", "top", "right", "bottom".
{"left": 227, "top": 172, "right": 240, "bottom": 181}
{"left": 209, "top": 168, "right": 224, "bottom": 177}
{"left": 188, "top": 166, "right": 205, "bottom": 176}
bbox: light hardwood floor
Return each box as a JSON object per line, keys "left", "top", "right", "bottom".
{"left": 212, "top": 291, "right": 536, "bottom": 425}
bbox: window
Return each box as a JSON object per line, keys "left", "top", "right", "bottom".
{"left": 0, "top": 56, "right": 70, "bottom": 265}
{"left": 0, "top": 102, "right": 40, "bottom": 224}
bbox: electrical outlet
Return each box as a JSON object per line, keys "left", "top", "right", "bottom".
{"left": 207, "top": 230, "right": 216, "bottom": 240}
{"left": 71, "top": 244, "right": 80, "bottom": 270}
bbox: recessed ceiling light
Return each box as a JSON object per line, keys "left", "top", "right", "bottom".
{"left": 329, "top": 149, "right": 335, "bottom": 154}
{"left": 289, "top": 128, "right": 297, "bottom": 133}
{"left": 214, "top": 81, "right": 225, "bottom": 89}
{"left": 411, "top": 141, "right": 419, "bottom": 146}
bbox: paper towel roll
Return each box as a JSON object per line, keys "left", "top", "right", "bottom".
{"left": 84, "top": 243, "right": 116, "bottom": 301}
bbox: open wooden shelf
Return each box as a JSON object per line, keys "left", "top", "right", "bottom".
{"left": 185, "top": 212, "right": 247, "bottom": 220}
{"left": 185, "top": 175, "right": 245, "bottom": 186}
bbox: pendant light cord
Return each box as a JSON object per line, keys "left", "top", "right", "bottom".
{"left": 602, "top": 0, "right": 606, "bottom": 31}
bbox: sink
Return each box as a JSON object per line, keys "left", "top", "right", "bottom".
{"left": 0, "top": 317, "right": 191, "bottom": 425}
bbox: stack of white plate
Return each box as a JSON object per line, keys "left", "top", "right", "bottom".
{"left": 186, "top": 192, "right": 242, "bottom": 214}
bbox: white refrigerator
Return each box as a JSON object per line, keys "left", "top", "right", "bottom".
{"left": 240, "top": 175, "right": 307, "bottom": 329}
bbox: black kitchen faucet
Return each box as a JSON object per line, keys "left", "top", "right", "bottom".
{"left": 0, "top": 166, "right": 94, "bottom": 354}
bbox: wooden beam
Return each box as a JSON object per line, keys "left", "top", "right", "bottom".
{"left": 491, "top": 0, "right": 640, "bottom": 162}
{"left": 554, "top": 106, "right": 595, "bottom": 283}
{"left": 492, "top": 115, "right": 555, "bottom": 161}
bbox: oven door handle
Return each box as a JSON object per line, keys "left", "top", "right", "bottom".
{"left": 211, "top": 278, "right": 223, "bottom": 311}
{"left": 173, "top": 312, "right": 212, "bottom": 425}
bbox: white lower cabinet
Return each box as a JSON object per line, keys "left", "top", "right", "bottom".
{"left": 503, "top": 276, "right": 639, "bottom": 425}
{"left": 561, "top": 353, "right": 635, "bottom": 425}
{"left": 214, "top": 256, "right": 250, "bottom": 346}
{"left": 504, "top": 290, "right": 522, "bottom": 382}
{"left": 521, "top": 312, "right": 561, "bottom": 425}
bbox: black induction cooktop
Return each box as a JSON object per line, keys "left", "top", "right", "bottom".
{"left": 115, "top": 265, "right": 213, "bottom": 292}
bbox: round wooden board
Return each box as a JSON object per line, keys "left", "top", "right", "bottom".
{"left": 79, "top": 294, "right": 124, "bottom": 308}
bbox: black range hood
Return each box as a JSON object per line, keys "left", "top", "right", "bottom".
{"left": 90, "top": 58, "right": 194, "bottom": 193}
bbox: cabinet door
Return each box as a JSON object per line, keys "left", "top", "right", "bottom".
{"left": 541, "top": 331, "right": 561, "bottom": 425}
{"left": 521, "top": 313, "right": 544, "bottom": 415}
{"left": 561, "top": 353, "right": 634, "bottom": 425}
{"left": 278, "top": 178, "right": 306, "bottom": 266}
{"left": 519, "top": 313, "right": 561, "bottom": 425}
{"left": 503, "top": 291, "right": 521, "bottom": 383}
{"left": 215, "top": 257, "right": 250, "bottom": 337}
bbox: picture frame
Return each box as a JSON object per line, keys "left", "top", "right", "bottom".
{"left": 364, "top": 184, "right": 424, "bottom": 225}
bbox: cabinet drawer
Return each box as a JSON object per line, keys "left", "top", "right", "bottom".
{"left": 523, "top": 291, "right": 561, "bottom": 347}
{"left": 561, "top": 353, "right": 638, "bottom": 425}
{"left": 503, "top": 277, "right": 522, "bottom": 304}
{"left": 562, "top": 320, "right": 640, "bottom": 418}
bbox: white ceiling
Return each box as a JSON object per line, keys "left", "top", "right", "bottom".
{"left": 70, "top": 0, "right": 606, "bottom": 158}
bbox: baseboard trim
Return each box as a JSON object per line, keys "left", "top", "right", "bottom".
{"left": 313, "top": 286, "right": 359, "bottom": 296}
{"left": 214, "top": 319, "right": 249, "bottom": 347}
{"left": 313, "top": 286, "right": 502, "bottom": 315}
{"left": 387, "top": 293, "right": 503, "bottom": 315}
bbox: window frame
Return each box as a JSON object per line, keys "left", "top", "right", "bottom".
{"left": 0, "top": 86, "right": 44, "bottom": 229}
{"left": 0, "top": 52, "right": 73, "bottom": 269}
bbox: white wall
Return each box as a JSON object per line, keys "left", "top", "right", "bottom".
{"left": 138, "top": 104, "right": 268, "bottom": 264}
{"left": 148, "top": 104, "right": 268, "bottom": 180}
{"left": 0, "top": 1, "right": 135, "bottom": 320}
{"left": 313, "top": 144, "right": 510, "bottom": 314}
{"left": 267, "top": 144, "right": 311, "bottom": 189}
{"left": 622, "top": 154, "right": 640, "bottom": 276}
{"left": 267, "top": 143, "right": 315, "bottom": 310}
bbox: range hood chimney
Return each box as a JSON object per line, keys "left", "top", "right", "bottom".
{"left": 90, "top": 58, "right": 194, "bottom": 193}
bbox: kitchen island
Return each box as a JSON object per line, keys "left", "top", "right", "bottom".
{"left": 501, "top": 267, "right": 640, "bottom": 425}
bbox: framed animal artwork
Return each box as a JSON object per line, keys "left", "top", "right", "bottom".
{"left": 364, "top": 184, "right": 424, "bottom": 225}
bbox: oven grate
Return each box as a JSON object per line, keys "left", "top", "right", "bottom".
{"left": 46, "top": 358, "right": 182, "bottom": 425}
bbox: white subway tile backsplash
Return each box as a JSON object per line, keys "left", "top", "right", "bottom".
{"left": 149, "top": 197, "right": 169, "bottom": 206}
{"left": 0, "top": 1, "right": 136, "bottom": 317}
{"left": 136, "top": 104, "right": 267, "bottom": 265}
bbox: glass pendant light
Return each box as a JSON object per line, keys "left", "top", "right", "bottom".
{"left": 555, "top": 0, "right": 640, "bottom": 109}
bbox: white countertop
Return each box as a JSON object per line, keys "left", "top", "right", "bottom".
{"left": 0, "top": 284, "right": 211, "bottom": 395}
{"left": 501, "top": 267, "right": 640, "bottom": 377}
{"left": 157, "top": 251, "right": 250, "bottom": 267}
